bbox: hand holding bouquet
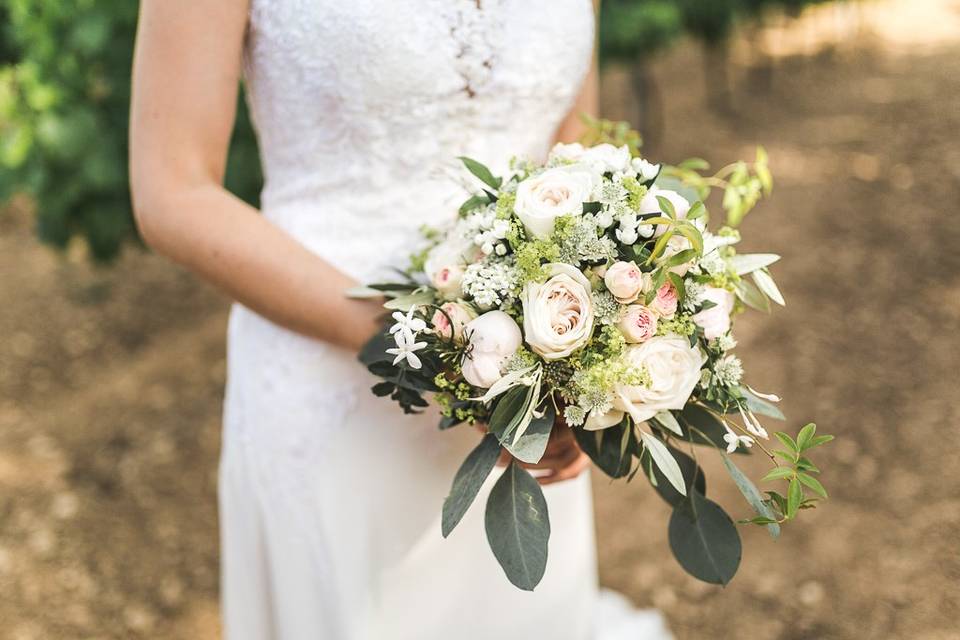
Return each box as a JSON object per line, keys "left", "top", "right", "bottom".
{"left": 355, "top": 122, "right": 833, "bottom": 590}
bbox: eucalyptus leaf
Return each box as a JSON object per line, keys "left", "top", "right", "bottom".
{"left": 572, "top": 419, "right": 635, "bottom": 479}
{"left": 728, "top": 253, "right": 781, "bottom": 276}
{"left": 442, "top": 434, "right": 502, "bottom": 537}
{"left": 504, "top": 403, "right": 555, "bottom": 464}
{"left": 677, "top": 405, "right": 736, "bottom": 451}
{"left": 643, "top": 446, "right": 706, "bottom": 507}
{"left": 752, "top": 269, "right": 785, "bottom": 306}
{"left": 653, "top": 411, "right": 683, "bottom": 436}
{"left": 721, "top": 455, "right": 781, "bottom": 539}
{"left": 383, "top": 290, "right": 435, "bottom": 311}
{"left": 735, "top": 279, "right": 771, "bottom": 313}
{"left": 485, "top": 461, "right": 550, "bottom": 591}
{"left": 487, "top": 385, "right": 532, "bottom": 444}
{"left": 669, "top": 491, "right": 742, "bottom": 585}
{"left": 640, "top": 431, "right": 686, "bottom": 496}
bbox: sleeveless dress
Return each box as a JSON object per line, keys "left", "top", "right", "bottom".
{"left": 219, "top": 1, "right": 673, "bottom": 638}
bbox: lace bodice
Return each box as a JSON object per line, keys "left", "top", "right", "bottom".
{"left": 243, "top": 0, "right": 595, "bottom": 277}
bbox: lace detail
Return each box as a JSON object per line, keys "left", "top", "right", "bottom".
{"left": 229, "top": 0, "right": 595, "bottom": 454}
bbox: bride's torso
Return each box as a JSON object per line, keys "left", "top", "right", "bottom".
{"left": 243, "top": 0, "right": 594, "bottom": 278}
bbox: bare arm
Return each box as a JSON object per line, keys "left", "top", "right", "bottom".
{"left": 129, "top": 0, "right": 380, "bottom": 351}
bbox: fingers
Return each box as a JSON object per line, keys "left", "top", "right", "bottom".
{"left": 537, "top": 451, "right": 591, "bottom": 486}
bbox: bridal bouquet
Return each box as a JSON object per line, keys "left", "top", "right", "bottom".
{"left": 356, "top": 123, "right": 832, "bottom": 590}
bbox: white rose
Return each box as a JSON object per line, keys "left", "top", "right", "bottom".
{"left": 430, "top": 302, "right": 477, "bottom": 342}
{"left": 604, "top": 260, "right": 647, "bottom": 304}
{"left": 640, "top": 187, "right": 691, "bottom": 237}
{"left": 424, "top": 237, "right": 479, "bottom": 299}
{"left": 691, "top": 287, "right": 735, "bottom": 340}
{"left": 514, "top": 167, "right": 595, "bottom": 240}
{"left": 548, "top": 142, "right": 586, "bottom": 163}
{"left": 521, "top": 263, "right": 595, "bottom": 360}
{"left": 582, "top": 143, "right": 632, "bottom": 174}
{"left": 461, "top": 311, "right": 522, "bottom": 388}
{"left": 613, "top": 336, "right": 706, "bottom": 423}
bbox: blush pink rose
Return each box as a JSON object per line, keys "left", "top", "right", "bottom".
{"left": 604, "top": 261, "right": 645, "bottom": 304}
{"left": 619, "top": 305, "right": 659, "bottom": 343}
{"left": 651, "top": 283, "right": 679, "bottom": 318}
{"left": 430, "top": 302, "right": 477, "bottom": 341}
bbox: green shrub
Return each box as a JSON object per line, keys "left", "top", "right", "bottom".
{"left": 0, "top": 0, "right": 261, "bottom": 261}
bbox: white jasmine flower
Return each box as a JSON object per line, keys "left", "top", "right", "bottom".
{"left": 386, "top": 331, "right": 427, "bottom": 369}
{"left": 738, "top": 405, "right": 769, "bottom": 439}
{"left": 389, "top": 308, "right": 427, "bottom": 343}
{"left": 495, "top": 243, "right": 507, "bottom": 256}
{"left": 724, "top": 431, "right": 754, "bottom": 453}
{"left": 746, "top": 385, "right": 782, "bottom": 402}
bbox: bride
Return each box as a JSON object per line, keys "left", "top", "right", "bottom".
{"left": 129, "top": 1, "right": 672, "bottom": 638}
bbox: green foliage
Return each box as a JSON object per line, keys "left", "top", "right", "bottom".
{"left": 484, "top": 460, "right": 551, "bottom": 591}
{"left": 754, "top": 423, "right": 834, "bottom": 522}
{"left": 0, "top": 0, "right": 261, "bottom": 261}
{"left": 598, "top": 0, "right": 833, "bottom": 63}
{"left": 441, "top": 433, "right": 502, "bottom": 538}
{"left": 668, "top": 489, "right": 742, "bottom": 585}
{"left": 599, "top": 0, "right": 683, "bottom": 64}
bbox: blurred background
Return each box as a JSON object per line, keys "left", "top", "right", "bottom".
{"left": 1, "top": 0, "right": 958, "bottom": 638}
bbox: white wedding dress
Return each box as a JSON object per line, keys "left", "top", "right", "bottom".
{"left": 220, "top": 1, "right": 673, "bottom": 638}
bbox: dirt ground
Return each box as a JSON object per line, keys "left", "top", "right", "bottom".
{"left": 1, "top": 2, "right": 959, "bottom": 638}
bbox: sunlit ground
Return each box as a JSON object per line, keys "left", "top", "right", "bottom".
{"left": 1, "top": 0, "right": 958, "bottom": 638}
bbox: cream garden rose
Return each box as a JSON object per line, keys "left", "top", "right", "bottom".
{"left": 521, "top": 263, "right": 595, "bottom": 360}
{"left": 604, "top": 261, "right": 648, "bottom": 304}
{"left": 460, "top": 311, "right": 522, "bottom": 388}
{"left": 619, "top": 304, "right": 658, "bottom": 343}
{"left": 692, "top": 287, "right": 735, "bottom": 340}
{"left": 514, "top": 167, "right": 595, "bottom": 240}
{"left": 612, "top": 336, "right": 706, "bottom": 424}
{"left": 430, "top": 302, "right": 477, "bottom": 342}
